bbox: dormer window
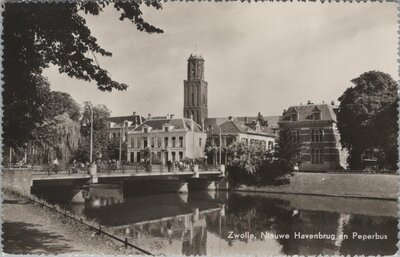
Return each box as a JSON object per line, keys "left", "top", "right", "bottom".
{"left": 289, "top": 108, "right": 299, "bottom": 122}
{"left": 164, "top": 126, "right": 169, "bottom": 132}
{"left": 312, "top": 106, "right": 322, "bottom": 120}
{"left": 143, "top": 127, "right": 148, "bottom": 133}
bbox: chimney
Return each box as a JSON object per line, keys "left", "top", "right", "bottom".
{"left": 331, "top": 100, "right": 335, "bottom": 106}
{"left": 307, "top": 100, "right": 312, "bottom": 105}
{"left": 228, "top": 116, "right": 233, "bottom": 121}
{"left": 283, "top": 109, "right": 287, "bottom": 115}
{"left": 256, "top": 121, "right": 260, "bottom": 133}
{"left": 166, "top": 113, "right": 169, "bottom": 119}
{"left": 132, "top": 111, "right": 136, "bottom": 116}
{"left": 245, "top": 117, "right": 248, "bottom": 122}
{"left": 147, "top": 113, "right": 151, "bottom": 120}
{"left": 170, "top": 114, "right": 174, "bottom": 119}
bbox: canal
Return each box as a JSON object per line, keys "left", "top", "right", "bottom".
{"left": 32, "top": 185, "right": 398, "bottom": 256}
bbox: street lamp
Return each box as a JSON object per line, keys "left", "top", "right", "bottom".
{"left": 119, "top": 120, "right": 128, "bottom": 164}
{"left": 87, "top": 103, "right": 94, "bottom": 164}
{"left": 218, "top": 126, "right": 222, "bottom": 165}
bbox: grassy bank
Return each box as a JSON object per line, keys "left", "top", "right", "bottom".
{"left": 2, "top": 191, "right": 144, "bottom": 255}
{"left": 231, "top": 172, "right": 398, "bottom": 200}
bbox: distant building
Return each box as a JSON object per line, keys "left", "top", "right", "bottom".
{"left": 278, "top": 102, "right": 347, "bottom": 171}
{"left": 205, "top": 117, "right": 276, "bottom": 164}
{"left": 183, "top": 53, "right": 208, "bottom": 125}
{"left": 106, "top": 112, "right": 146, "bottom": 141}
{"left": 127, "top": 117, "right": 207, "bottom": 164}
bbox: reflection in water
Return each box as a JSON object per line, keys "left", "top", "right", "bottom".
{"left": 34, "top": 185, "right": 398, "bottom": 256}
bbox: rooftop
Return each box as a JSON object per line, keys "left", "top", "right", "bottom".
{"left": 280, "top": 103, "right": 337, "bottom": 123}
{"left": 132, "top": 118, "right": 203, "bottom": 133}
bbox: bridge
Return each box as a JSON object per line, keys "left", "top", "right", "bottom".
{"left": 3, "top": 164, "right": 228, "bottom": 197}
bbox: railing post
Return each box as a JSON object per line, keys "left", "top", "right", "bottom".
{"left": 124, "top": 237, "right": 128, "bottom": 248}
{"left": 193, "top": 164, "right": 199, "bottom": 178}
{"left": 220, "top": 164, "right": 225, "bottom": 177}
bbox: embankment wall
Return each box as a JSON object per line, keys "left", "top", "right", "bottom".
{"left": 235, "top": 172, "right": 398, "bottom": 200}
{"left": 2, "top": 169, "right": 32, "bottom": 196}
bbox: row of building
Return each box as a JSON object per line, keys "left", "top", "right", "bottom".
{"left": 106, "top": 53, "right": 347, "bottom": 172}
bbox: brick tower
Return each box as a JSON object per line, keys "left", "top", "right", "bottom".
{"left": 183, "top": 53, "right": 208, "bottom": 125}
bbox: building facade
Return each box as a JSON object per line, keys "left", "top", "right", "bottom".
{"left": 279, "top": 103, "right": 347, "bottom": 171}
{"left": 205, "top": 118, "right": 276, "bottom": 164}
{"left": 127, "top": 117, "right": 207, "bottom": 164}
{"left": 106, "top": 112, "right": 146, "bottom": 142}
{"left": 183, "top": 53, "right": 208, "bottom": 125}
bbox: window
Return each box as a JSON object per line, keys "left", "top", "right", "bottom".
{"left": 311, "top": 149, "right": 324, "bottom": 164}
{"left": 164, "top": 137, "right": 169, "bottom": 148}
{"left": 192, "top": 93, "right": 195, "bottom": 105}
{"left": 172, "top": 137, "right": 176, "bottom": 147}
{"left": 203, "top": 94, "right": 206, "bottom": 104}
{"left": 179, "top": 151, "right": 183, "bottom": 160}
{"left": 164, "top": 126, "right": 169, "bottom": 132}
{"left": 143, "top": 127, "right": 148, "bottom": 133}
{"left": 143, "top": 137, "right": 148, "bottom": 148}
{"left": 226, "top": 137, "right": 234, "bottom": 147}
{"left": 291, "top": 113, "right": 298, "bottom": 121}
{"left": 289, "top": 130, "right": 300, "bottom": 142}
{"left": 199, "top": 138, "right": 202, "bottom": 146}
{"left": 172, "top": 152, "right": 176, "bottom": 161}
{"left": 311, "top": 129, "right": 324, "bottom": 142}
{"left": 151, "top": 137, "right": 155, "bottom": 148}
{"left": 137, "top": 138, "right": 141, "bottom": 148}
{"left": 157, "top": 137, "right": 162, "bottom": 148}
{"left": 313, "top": 112, "right": 321, "bottom": 120}
{"left": 179, "top": 137, "right": 183, "bottom": 147}
{"left": 131, "top": 138, "right": 135, "bottom": 148}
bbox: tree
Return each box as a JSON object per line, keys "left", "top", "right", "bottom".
{"left": 103, "top": 137, "right": 127, "bottom": 162}
{"left": 10, "top": 81, "right": 82, "bottom": 165}
{"left": 77, "top": 102, "right": 111, "bottom": 162}
{"left": 226, "top": 141, "right": 271, "bottom": 187}
{"left": 337, "top": 71, "right": 398, "bottom": 170}
{"left": 274, "top": 128, "right": 301, "bottom": 170}
{"left": 3, "top": 2, "right": 163, "bottom": 148}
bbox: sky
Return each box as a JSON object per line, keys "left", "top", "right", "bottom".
{"left": 43, "top": 2, "right": 398, "bottom": 118}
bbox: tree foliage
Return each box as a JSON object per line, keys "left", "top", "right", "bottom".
{"left": 75, "top": 102, "right": 111, "bottom": 162}
{"left": 337, "top": 71, "right": 398, "bottom": 170}
{"left": 3, "top": 2, "right": 163, "bottom": 148}
{"left": 103, "top": 138, "right": 127, "bottom": 162}
{"left": 274, "top": 128, "right": 301, "bottom": 170}
{"left": 225, "top": 140, "right": 296, "bottom": 187}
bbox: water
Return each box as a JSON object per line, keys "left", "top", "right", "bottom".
{"left": 34, "top": 186, "right": 398, "bottom": 256}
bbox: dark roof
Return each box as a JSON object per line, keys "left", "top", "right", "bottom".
{"left": 133, "top": 118, "right": 202, "bottom": 132}
{"left": 220, "top": 120, "right": 253, "bottom": 134}
{"left": 280, "top": 104, "right": 337, "bottom": 122}
{"left": 204, "top": 115, "right": 281, "bottom": 129}
{"left": 208, "top": 120, "right": 275, "bottom": 137}
{"left": 108, "top": 115, "right": 145, "bottom": 127}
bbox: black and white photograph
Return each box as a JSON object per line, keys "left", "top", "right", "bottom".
{"left": 2, "top": 1, "right": 399, "bottom": 256}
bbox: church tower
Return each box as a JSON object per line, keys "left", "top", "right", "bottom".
{"left": 183, "top": 53, "right": 208, "bottom": 125}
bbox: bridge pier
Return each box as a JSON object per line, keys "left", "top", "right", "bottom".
{"left": 177, "top": 182, "right": 189, "bottom": 193}
{"left": 206, "top": 181, "right": 216, "bottom": 190}
{"left": 70, "top": 189, "right": 85, "bottom": 203}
